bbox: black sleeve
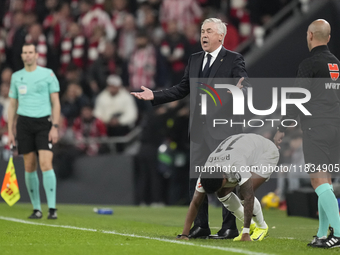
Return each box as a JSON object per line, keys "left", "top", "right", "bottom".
{"left": 152, "top": 56, "right": 191, "bottom": 105}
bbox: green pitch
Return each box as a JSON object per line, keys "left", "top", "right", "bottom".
{"left": 0, "top": 202, "right": 339, "bottom": 255}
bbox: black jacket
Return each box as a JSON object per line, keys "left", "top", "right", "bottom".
{"left": 279, "top": 45, "right": 340, "bottom": 131}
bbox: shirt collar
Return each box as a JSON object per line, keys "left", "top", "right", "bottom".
{"left": 310, "top": 45, "right": 329, "bottom": 55}
{"left": 205, "top": 45, "right": 222, "bottom": 59}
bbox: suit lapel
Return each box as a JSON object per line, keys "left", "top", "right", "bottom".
{"left": 207, "top": 47, "right": 228, "bottom": 84}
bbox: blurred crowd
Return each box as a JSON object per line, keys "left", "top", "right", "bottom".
{"left": 0, "top": 0, "right": 294, "bottom": 205}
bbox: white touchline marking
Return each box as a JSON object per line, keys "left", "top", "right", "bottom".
{"left": 0, "top": 216, "right": 273, "bottom": 255}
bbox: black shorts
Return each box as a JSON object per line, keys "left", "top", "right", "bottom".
{"left": 303, "top": 125, "right": 340, "bottom": 174}
{"left": 16, "top": 115, "right": 52, "bottom": 154}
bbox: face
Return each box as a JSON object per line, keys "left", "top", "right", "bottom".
{"left": 201, "top": 22, "right": 223, "bottom": 53}
{"left": 81, "top": 107, "right": 93, "bottom": 120}
{"left": 21, "top": 45, "right": 38, "bottom": 66}
{"left": 107, "top": 85, "right": 120, "bottom": 96}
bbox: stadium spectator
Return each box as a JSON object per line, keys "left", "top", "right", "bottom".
{"left": 93, "top": 75, "right": 138, "bottom": 141}
{"left": 2, "top": 0, "right": 25, "bottom": 31}
{"left": 25, "top": 23, "right": 48, "bottom": 67}
{"left": 78, "top": 0, "right": 116, "bottom": 41}
{"left": 88, "top": 41, "right": 123, "bottom": 94}
{"left": 184, "top": 23, "right": 202, "bottom": 57}
{"left": 61, "top": 82, "right": 90, "bottom": 126}
{"left": 1, "top": 67, "right": 13, "bottom": 84}
{"left": 0, "top": 82, "right": 10, "bottom": 123}
{"left": 6, "top": 11, "right": 27, "bottom": 71}
{"left": 72, "top": 103, "right": 107, "bottom": 156}
{"left": 159, "top": 0, "right": 202, "bottom": 32}
{"left": 7, "top": 43, "right": 60, "bottom": 220}
{"left": 59, "top": 22, "right": 87, "bottom": 75}
{"left": 160, "top": 21, "right": 188, "bottom": 84}
{"left": 116, "top": 14, "right": 136, "bottom": 62}
{"left": 110, "top": 0, "right": 129, "bottom": 31}
{"left": 128, "top": 30, "right": 157, "bottom": 91}
{"left": 274, "top": 19, "right": 340, "bottom": 248}
{"left": 87, "top": 25, "right": 106, "bottom": 66}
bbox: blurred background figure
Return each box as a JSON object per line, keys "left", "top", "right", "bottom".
{"left": 128, "top": 30, "right": 156, "bottom": 91}
{"left": 61, "top": 82, "right": 90, "bottom": 126}
{"left": 88, "top": 41, "right": 123, "bottom": 95}
{"left": 72, "top": 103, "right": 107, "bottom": 156}
{"left": 94, "top": 74, "right": 137, "bottom": 151}
{"left": 25, "top": 23, "right": 47, "bottom": 67}
{"left": 160, "top": 21, "right": 187, "bottom": 84}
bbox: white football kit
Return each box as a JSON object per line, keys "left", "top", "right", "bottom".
{"left": 196, "top": 133, "right": 280, "bottom": 193}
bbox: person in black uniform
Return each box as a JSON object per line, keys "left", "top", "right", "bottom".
{"left": 132, "top": 18, "right": 250, "bottom": 239}
{"left": 274, "top": 19, "right": 340, "bottom": 248}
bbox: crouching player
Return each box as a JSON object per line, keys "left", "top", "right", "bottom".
{"left": 177, "top": 133, "right": 279, "bottom": 241}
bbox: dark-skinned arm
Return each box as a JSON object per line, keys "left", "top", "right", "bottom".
{"left": 239, "top": 178, "right": 254, "bottom": 241}
{"left": 177, "top": 190, "right": 206, "bottom": 240}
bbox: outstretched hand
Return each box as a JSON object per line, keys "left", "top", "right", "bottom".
{"left": 228, "top": 77, "right": 244, "bottom": 93}
{"left": 131, "top": 86, "right": 154, "bottom": 101}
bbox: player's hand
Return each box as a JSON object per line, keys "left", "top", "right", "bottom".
{"left": 240, "top": 233, "right": 252, "bottom": 241}
{"left": 176, "top": 234, "right": 189, "bottom": 240}
{"left": 273, "top": 131, "right": 285, "bottom": 149}
{"left": 130, "top": 86, "right": 154, "bottom": 100}
{"left": 7, "top": 133, "right": 16, "bottom": 147}
{"left": 228, "top": 77, "right": 244, "bottom": 94}
{"left": 49, "top": 127, "right": 59, "bottom": 144}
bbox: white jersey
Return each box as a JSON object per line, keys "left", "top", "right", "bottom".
{"left": 196, "top": 133, "right": 279, "bottom": 193}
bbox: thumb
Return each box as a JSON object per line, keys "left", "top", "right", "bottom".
{"left": 141, "top": 86, "right": 148, "bottom": 91}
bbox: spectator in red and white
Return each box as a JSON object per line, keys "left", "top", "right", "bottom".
{"left": 0, "top": 28, "right": 8, "bottom": 71}
{"left": 78, "top": 0, "right": 116, "bottom": 41}
{"left": 60, "top": 22, "right": 87, "bottom": 75}
{"left": 216, "top": 13, "right": 241, "bottom": 51}
{"left": 25, "top": 23, "right": 48, "bottom": 67}
{"left": 93, "top": 75, "right": 138, "bottom": 140}
{"left": 128, "top": 30, "right": 156, "bottom": 91}
{"left": 3, "top": 0, "right": 25, "bottom": 31}
{"left": 0, "top": 82, "right": 10, "bottom": 124}
{"left": 160, "top": 21, "right": 188, "bottom": 84}
{"left": 0, "top": 82, "right": 10, "bottom": 149}
{"left": 88, "top": 41, "right": 123, "bottom": 94}
{"left": 87, "top": 25, "right": 106, "bottom": 66}
{"left": 136, "top": 2, "right": 164, "bottom": 46}
{"left": 43, "top": 2, "right": 73, "bottom": 51}
{"left": 110, "top": 0, "right": 129, "bottom": 31}
{"left": 1, "top": 67, "right": 12, "bottom": 85}
{"left": 72, "top": 103, "right": 107, "bottom": 156}
{"left": 229, "top": 0, "right": 251, "bottom": 42}
{"left": 117, "top": 14, "right": 136, "bottom": 62}
{"left": 159, "top": 0, "right": 202, "bottom": 33}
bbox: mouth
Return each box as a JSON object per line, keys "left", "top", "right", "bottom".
{"left": 202, "top": 39, "right": 208, "bottom": 46}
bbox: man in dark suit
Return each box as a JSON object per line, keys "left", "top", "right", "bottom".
{"left": 132, "top": 18, "right": 250, "bottom": 239}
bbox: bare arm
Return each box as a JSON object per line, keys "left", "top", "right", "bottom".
{"left": 49, "top": 92, "right": 61, "bottom": 144}
{"left": 7, "top": 98, "right": 18, "bottom": 146}
{"left": 177, "top": 190, "right": 205, "bottom": 239}
{"left": 239, "top": 178, "right": 254, "bottom": 241}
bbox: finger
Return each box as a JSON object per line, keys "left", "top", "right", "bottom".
{"left": 141, "top": 86, "right": 147, "bottom": 91}
{"left": 237, "top": 77, "right": 245, "bottom": 85}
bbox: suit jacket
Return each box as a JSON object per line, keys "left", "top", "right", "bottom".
{"left": 152, "top": 47, "right": 250, "bottom": 140}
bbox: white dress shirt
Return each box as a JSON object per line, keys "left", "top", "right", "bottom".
{"left": 202, "top": 44, "right": 223, "bottom": 70}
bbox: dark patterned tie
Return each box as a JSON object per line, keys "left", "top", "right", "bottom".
{"left": 202, "top": 53, "right": 212, "bottom": 78}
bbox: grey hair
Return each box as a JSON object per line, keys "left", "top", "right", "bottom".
{"left": 202, "top": 18, "right": 227, "bottom": 43}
